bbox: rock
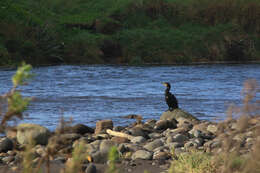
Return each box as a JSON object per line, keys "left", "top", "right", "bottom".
{"left": 7, "top": 150, "right": 16, "bottom": 156}
{"left": 130, "top": 136, "right": 146, "bottom": 144}
{"left": 189, "top": 129, "right": 214, "bottom": 140}
{"left": 154, "top": 120, "right": 177, "bottom": 130}
{"left": 35, "top": 145, "right": 47, "bottom": 157}
{"left": 48, "top": 133, "right": 81, "bottom": 153}
{"left": 184, "top": 141, "right": 198, "bottom": 148}
{"left": 118, "top": 144, "right": 129, "bottom": 154}
{"left": 160, "top": 109, "right": 199, "bottom": 123}
{"left": 145, "top": 119, "right": 157, "bottom": 127}
{"left": 16, "top": 123, "right": 51, "bottom": 145}
{"left": 0, "top": 137, "right": 13, "bottom": 152}
{"left": 111, "top": 137, "right": 129, "bottom": 144}
{"left": 99, "top": 140, "right": 116, "bottom": 153}
{"left": 144, "top": 139, "right": 164, "bottom": 151}
{"left": 71, "top": 124, "right": 94, "bottom": 134}
{"left": 95, "top": 120, "right": 113, "bottom": 134}
{"left": 2, "top": 156, "right": 15, "bottom": 164}
{"left": 122, "top": 143, "right": 140, "bottom": 152}
{"left": 85, "top": 163, "right": 97, "bottom": 173}
{"left": 173, "top": 134, "right": 189, "bottom": 143}
{"left": 148, "top": 133, "right": 161, "bottom": 139}
{"left": 192, "top": 130, "right": 203, "bottom": 138}
{"left": 5, "top": 128, "right": 17, "bottom": 139}
{"left": 193, "top": 138, "right": 204, "bottom": 147}
{"left": 168, "top": 142, "right": 184, "bottom": 148}
{"left": 153, "top": 151, "right": 170, "bottom": 160}
{"left": 54, "top": 156, "right": 66, "bottom": 164}
{"left": 128, "top": 127, "right": 149, "bottom": 138}
{"left": 131, "top": 150, "right": 153, "bottom": 160}
{"left": 92, "top": 150, "right": 108, "bottom": 163}
{"left": 207, "top": 124, "right": 218, "bottom": 134}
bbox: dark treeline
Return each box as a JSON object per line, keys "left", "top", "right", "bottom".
{"left": 0, "top": 0, "right": 259, "bottom": 66}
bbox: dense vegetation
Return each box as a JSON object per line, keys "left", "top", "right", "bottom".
{"left": 0, "top": 0, "right": 259, "bottom": 66}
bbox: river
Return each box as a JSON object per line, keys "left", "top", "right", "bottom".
{"left": 0, "top": 64, "right": 259, "bottom": 130}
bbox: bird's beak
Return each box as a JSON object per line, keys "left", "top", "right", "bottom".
{"left": 162, "top": 82, "right": 167, "bottom": 87}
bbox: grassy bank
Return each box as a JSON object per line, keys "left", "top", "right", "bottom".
{"left": 0, "top": 0, "right": 259, "bottom": 66}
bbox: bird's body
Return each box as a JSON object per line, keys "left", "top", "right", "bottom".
{"left": 163, "top": 82, "right": 179, "bottom": 111}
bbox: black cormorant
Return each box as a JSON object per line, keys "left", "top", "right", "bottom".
{"left": 162, "top": 82, "right": 179, "bottom": 111}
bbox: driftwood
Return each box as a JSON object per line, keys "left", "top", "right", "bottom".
{"left": 106, "top": 129, "right": 134, "bottom": 140}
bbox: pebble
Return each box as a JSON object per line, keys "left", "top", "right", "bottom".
{"left": 131, "top": 150, "right": 153, "bottom": 160}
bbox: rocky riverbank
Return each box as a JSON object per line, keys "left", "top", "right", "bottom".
{"left": 0, "top": 108, "right": 259, "bottom": 173}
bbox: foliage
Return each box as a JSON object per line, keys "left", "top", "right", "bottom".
{"left": 0, "top": 62, "right": 32, "bottom": 131}
{"left": 0, "top": 0, "right": 259, "bottom": 65}
{"left": 107, "top": 146, "right": 120, "bottom": 173}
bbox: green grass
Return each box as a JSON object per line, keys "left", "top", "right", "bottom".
{"left": 0, "top": 0, "right": 259, "bottom": 65}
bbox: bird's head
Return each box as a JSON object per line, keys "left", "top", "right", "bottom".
{"left": 162, "top": 82, "right": 171, "bottom": 89}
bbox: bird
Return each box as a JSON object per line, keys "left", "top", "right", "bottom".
{"left": 162, "top": 82, "right": 179, "bottom": 111}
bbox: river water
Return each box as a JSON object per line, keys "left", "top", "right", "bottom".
{"left": 0, "top": 64, "right": 259, "bottom": 130}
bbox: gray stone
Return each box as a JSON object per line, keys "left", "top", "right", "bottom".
{"left": 128, "top": 127, "right": 148, "bottom": 138}
{"left": 192, "top": 130, "right": 203, "bottom": 138}
{"left": 123, "top": 143, "right": 140, "bottom": 152}
{"left": 131, "top": 136, "right": 146, "bottom": 144}
{"left": 99, "top": 140, "right": 115, "bottom": 152}
{"left": 184, "top": 141, "right": 198, "bottom": 148}
{"left": 71, "top": 124, "right": 94, "bottom": 134}
{"left": 0, "top": 137, "right": 13, "bottom": 152}
{"left": 35, "top": 145, "right": 47, "bottom": 157}
{"left": 85, "top": 163, "right": 97, "bottom": 173}
{"left": 160, "top": 109, "right": 199, "bottom": 122}
{"left": 86, "top": 140, "right": 102, "bottom": 154}
{"left": 173, "top": 134, "right": 189, "bottom": 143}
{"left": 54, "top": 156, "right": 66, "bottom": 163}
{"left": 2, "top": 156, "right": 15, "bottom": 164}
{"left": 148, "top": 133, "right": 161, "bottom": 139}
{"left": 194, "top": 138, "right": 204, "bottom": 147}
{"left": 168, "top": 142, "right": 184, "bottom": 148}
{"left": 144, "top": 139, "right": 164, "bottom": 151}
{"left": 154, "top": 120, "right": 177, "bottom": 130}
{"left": 207, "top": 125, "right": 218, "bottom": 134}
{"left": 17, "top": 123, "right": 51, "bottom": 145}
{"left": 153, "top": 151, "right": 170, "bottom": 160}
{"left": 131, "top": 150, "right": 153, "bottom": 160}
{"left": 92, "top": 151, "right": 108, "bottom": 163}
{"left": 153, "top": 146, "right": 166, "bottom": 152}
{"left": 59, "top": 133, "right": 81, "bottom": 143}
{"left": 118, "top": 143, "right": 129, "bottom": 154}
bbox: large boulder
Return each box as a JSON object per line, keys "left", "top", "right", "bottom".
{"left": 0, "top": 137, "right": 13, "bottom": 152}
{"left": 160, "top": 109, "right": 199, "bottom": 123}
{"left": 17, "top": 123, "right": 51, "bottom": 145}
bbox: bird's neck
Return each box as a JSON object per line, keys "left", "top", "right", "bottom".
{"left": 165, "top": 88, "right": 170, "bottom": 94}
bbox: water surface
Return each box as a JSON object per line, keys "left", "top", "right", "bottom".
{"left": 0, "top": 64, "right": 259, "bottom": 130}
